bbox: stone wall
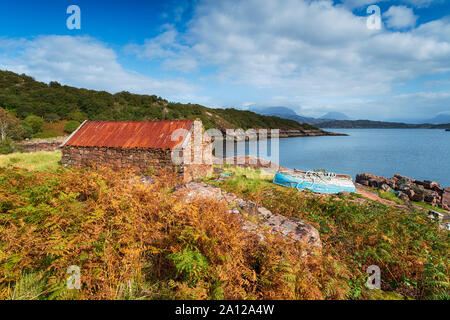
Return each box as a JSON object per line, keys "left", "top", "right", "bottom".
{"left": 17, "top": 137, "right": 67, "bottom": 152}
{"left": 179, "top": 120, "right": 213, "bottom": 181}
{"left": 61, "top": 121, "right": 213, "bottom": 182}
{"left": 61, "top": 146, "right": 176, "bottom": 173}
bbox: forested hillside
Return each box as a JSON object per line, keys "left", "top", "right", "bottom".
{"left": 0, "top": 70, "right": 308, "bottom": 131}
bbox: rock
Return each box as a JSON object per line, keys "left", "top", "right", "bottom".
{"left": 397, "top": 183, "right": 412, "bottom": 192}
{"left": 369, "top": 179, "right": 382, "bottom": 188}
{"left": 397, "top": 191, "right": 409, "bottom": 202}
{"left": 442, "top": 188, "right": 450, "bottom": 211}
{"left": 434, "top": 186, "right": 444, "bottom": 194}
{"left": 356, "top": 173, "right": 378, "bottom": 186}
{"left": 394, "top": 174, "right": 414, "bottom": 183}
{"left": 380, "top": 183, "right": 391, "bottom": 192}
{"left": 414, "top": 180, "right": 424, "bottom": 186}
{"left": 422, "top": 180, "right": 440, "bottom": 190}
{"left": 174, "top": 182, "right": 322, "bottom": 250}
{"left": 424, "top": 192, "right": 438, "bottom": 204}
{"left": 411, "top": 189, "right": 425, "bottom": 202}
{"left": 406, "top": 189, "right": 415, "bottom": 200}
{"left": 385, "top": 178, "right": 397, "bottom": 189}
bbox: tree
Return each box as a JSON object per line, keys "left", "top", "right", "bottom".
{"left": 45, "top": 113, "right": 60, "bottom": 123}
{"left": 68, "top": 110, "right": 87, "bottom": 122}
{"left": 64, "top": 120, "right": 81, "bottom": 134}
{"left": 0, "top": 107, "right": 22, "bottom": 141}
{"left": 20, "top": 122, "right": 34, "bottom": 139}
{"left": 24, "top": 115, "right": 45, "bottom": 134}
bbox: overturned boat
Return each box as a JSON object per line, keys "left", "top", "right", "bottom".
{"left": 273, "top": 169, "right": 356, "bottom": 194}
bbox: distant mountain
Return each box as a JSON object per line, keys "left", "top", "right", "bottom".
{"left": 320, "top": 112, "right": 350, "bottom": 121}
{"left": 246, "top": 106, "right": 450, "bottom": 129}
{"left": 424, "top": 113, "right": 450, "bottom": 124}
{"left": 248, "top": 106, "right": 318, "bottom": 123}
{"left": 250, "top": 107, "right": 355, "bottom": 124}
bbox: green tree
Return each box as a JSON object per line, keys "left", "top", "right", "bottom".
{"left": 20, "top": 122, "right": 34, "bottom": 139}
{"left": 24, "top": 115, "right": 45, "bottom": 134}
{"left": 44, "top": 113, "right": 60, "bottom": 123}
{"left": 64, "top": 120, "right": 81, "bottom": 134}
{"left": 68, "top": 110, "right": 87, "bottom": 122}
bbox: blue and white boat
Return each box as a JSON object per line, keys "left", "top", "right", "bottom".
{"left": 273, "top": 169, "right": 356, "bottom": 194}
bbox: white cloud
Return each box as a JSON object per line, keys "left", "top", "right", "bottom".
{"left": 414, "top": 16, "right": 450, "bottom": 42}
{"left": 383, "top": 6, "right": 417, "bottom": 29}
{"left": 125, "top": 25, "right": 198, "bottom": 73}
{"left": 1, "top": 0, "right": 449, "bottom": 121}
{"left": 129, "top": 0, "right": 450, "bottom": 100}
{"left": 341, "top": 0, "right": 441, "bottom": 9}
{"left": 0, "top": 35, "right": 201, "bottom": 103}
{"left": 402, "top": 0, "right": 442, "bottom": 8}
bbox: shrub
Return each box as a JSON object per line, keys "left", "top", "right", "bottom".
{"left": 68, "top": 110, "right": 87, "bottom": 122}
{"left": 167, "top": 249, "right": 209, "bottom": 285}
{"left": 44, "top": 113, "right": 60, "bottom": 123}
{"left": 64, "top": 120, "right": 81, "bottom": 134}
{"left": 0, "top": 167, "right": 331, "bottom": 300}
{"left": 24, "top": 115, "right": 44, "bottom": 134}
{"left": 20, "top": 122, "right": 33, "bottom": 139}
{"left": 0, "top": 139, "right": 14, "bottom": 154}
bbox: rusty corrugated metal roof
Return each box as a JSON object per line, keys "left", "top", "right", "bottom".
{"left": 64, "top": 120, "right": 194, "bottom": 150}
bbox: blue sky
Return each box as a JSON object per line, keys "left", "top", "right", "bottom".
{"left": 1, "top": 0, "right": 449, "bottom": 121}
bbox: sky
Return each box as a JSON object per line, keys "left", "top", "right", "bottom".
{"left": 0, "top": 0, "right": 449, "bottom": 122}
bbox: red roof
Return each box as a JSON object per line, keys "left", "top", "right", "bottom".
{"left": 63, "top": 120, "right": 194, "bottom": 150}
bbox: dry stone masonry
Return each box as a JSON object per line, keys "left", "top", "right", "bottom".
{"left": 18, "top": 137, "right": 67, "bottom": 152}
{"left": 61, "top": 120, "right": 213, "bottom": 183}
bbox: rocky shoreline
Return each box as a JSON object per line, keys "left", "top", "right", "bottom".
{"left": 219, "top": 128, "right": 347, "bottom": 141}
{"left": 356, "top": 173, "right": 450, "bottom": 211}
{"left": 278, "top": 128, "right": 347, "bottom": 138}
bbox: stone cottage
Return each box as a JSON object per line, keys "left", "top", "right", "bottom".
{"left": 60, "top": 120, "right": 213, "bottom": 182}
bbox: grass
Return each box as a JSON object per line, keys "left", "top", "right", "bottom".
{"left": 364, "top": 187, "right": 404, "bottom": 205}
{"left": 376, "top": 190, "right": 404, "bottom": 205}
{"left": 366, "top": 187, "right": 449, "bottom": 214}
{"left": 0, "top": 151, "right": 61, "bottom": 171}
{"left": 212, "top": 166, "right": 450, "bottom": 300}
{"left": 411, "top": 201, "right": 448, "bottom": 214}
